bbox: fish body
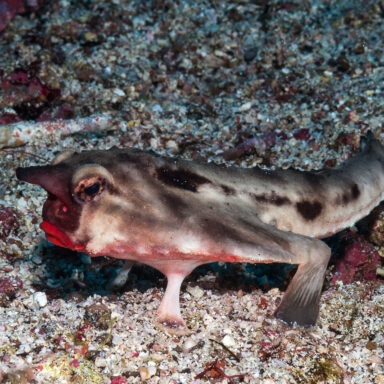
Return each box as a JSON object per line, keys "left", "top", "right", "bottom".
{"left": 16, "top": 133, "right": 384, "bottom": 333}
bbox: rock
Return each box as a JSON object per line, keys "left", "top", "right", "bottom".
{"left": 186, "top": 285, "right": 204, "bottom": 299}
{"left": 84, "top": 303, "right": 111, "bottom": 330}
{"left": 1, "top": 367, "right": 35, "bottom": 384}
{"left": 237, "top": 101, "right": 253, "bottom": 112}
{"left": 113, "top": 88, "right": 125, "bottom": 97}
{"left": 110, "top": 260, "right": 134, "bottom": 290}
{"left": 183, "top": 338, "right": 198, "bottom": 353}
{"left": 317, "top": 345, "right": 328, "bottom": 354}
{"left": 0, "top": 276, "right": 22, "bottom": 306}
{"left": 348, "top": 111, "right": 360, "bottom": 122}
{"left": 221, "top": 335, "right": 236, "bottom": 348}
{"left": 333, "top": 132, "right": 360, "bottom": 150}
{"left": 365, "top": 341, "right": 377, "bottom": 350}
{"left": 31, "top": 254, "right": 43, "bottom": 265}
{"left": 0, "top": 69, "right": 60, "bottom": 120}
{"left": 222, "top": 131, "right": 276, "bottom": 160}
{"left": 166, "top": 140, "right": 179, "bottom": 152}
{"left": 83, "top": 31, "right": 98, "bottom": 42}
{"left": 332, "top": 233, "right": 381, "bottom": 284}
{"left": 74, "top": 323, "right": 94, "bottom": 344}
{"left": 55, "top": 104, "right": 74, "bottom": 120}
{"left": 244, "top": 47, "right": 258, "bottom": 62}
{"left": 0, "top": 114, "right": 113, "bottom": 149}
{"left": 95, "top": 357, "right": 107, "bottom": 367}
{"left": 0, "top": 1, "right": 16, "bottom": 33}
{"left": 368, "top": 209, "right": 384, "bottom": 247}
{"left": 33, "top": 292, "right": 47, "bottom": 308}
{"left": 0, "top": 206, "right": 18, "bottom": 239}
{"left": 139, "top": 366, "right": 150, "bottom": 380}
{"left": 149, "top": 353, "right": 164, "bottom": 362}
{"left": 111, "top": 377, "right": 128, "bottom": 384}
{"left": 152, "top": 104, "right": 163, "bottom": 113}
{"left": 293, "top": 128, "right": 310, "bottom": 141}
{"left": 0, "top": 112, "right": 21, "bottom": 124}
{"left": 147, "top": 365, "right": 156, "bottom": 377}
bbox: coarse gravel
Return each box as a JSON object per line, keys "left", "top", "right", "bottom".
{"left": 0, "top": 0, "right": 383, "bottom": 383}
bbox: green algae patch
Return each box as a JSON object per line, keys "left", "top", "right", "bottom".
{"left": 293, "top": 358, "right": 344, "bottom": 384}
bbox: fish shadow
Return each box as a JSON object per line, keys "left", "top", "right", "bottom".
{"left": 32, "top": 240, "right": 297, "bottom": 300}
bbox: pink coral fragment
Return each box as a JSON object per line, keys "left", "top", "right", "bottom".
{"left": 0, "top": 276, "right": 23, "bottom": 295}
{"left": 332, "top": 234, "right": 381, "bottom": 284}
{"left": 0, "top": 0, "right": 42, "bottom": 32}
{"left": 0, "top": 206, "right": 18, "bottom": 239}
{"left": 293, "top": 128, "right": 310, "bottom": 141}
{"left": 111, "top": 377, "right": 128, "bottom": 384}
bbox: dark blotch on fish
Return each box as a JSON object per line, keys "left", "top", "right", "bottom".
{"left": 337, "top": 183, "right": 361, "bottom": 205}
{"left": 253, "top": 192, "right": 291, "bottom": 206}
{"left": 296, "top": 200, "right": 323, "bottom": 220}
{"left": 158, "top": 191, "right": 188, "bottom": 216}
{"left": 221, "top": 184, "right": 235, "bottom": 195}
{"left": 341, "top": 193, "right": 350, "bottom": 205}
{"left": 351, "top": 183, "right": 360, "bottom": 199}
{"left": 156, "top": 167, "right": 211, "bottom": 192}
{"left": 303, "top": 172, "right": 324, "bottom": 189}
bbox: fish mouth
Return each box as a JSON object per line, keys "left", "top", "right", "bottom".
{"left": 40, "top": 221, "right": 85, "bottom": 251}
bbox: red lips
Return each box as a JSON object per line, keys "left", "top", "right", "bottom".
{"left": 40, "top": 221, "right": 85, "bottom": 251}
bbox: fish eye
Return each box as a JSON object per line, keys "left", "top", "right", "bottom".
{"left": 84, "top": 183, "right": 100, "bottom": 196}
{"left": 74, "top": 177, "right": 106, "bottom": 202}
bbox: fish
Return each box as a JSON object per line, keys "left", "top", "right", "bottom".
{"left": 15, "top": 132, "right": 384, "bottom": 334}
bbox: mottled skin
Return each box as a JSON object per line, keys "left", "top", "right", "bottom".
{"left": 16, "top": 133, "right": 384, "bottom": 334}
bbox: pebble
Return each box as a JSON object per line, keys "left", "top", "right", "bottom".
{"left": 84, "top": 32, "right": 98, "bottom": 42}
{"left": 139, "top": 366, "right": 156, "bottom": 379}
{"left": 186, "top": 285, "right": 204, "bottom": 299}
{"left": 95, "top": 357, "right": 107, "bottom": 367}
{"left": 317, "top": 345, "right": 328, "bottom": 354}
{"left": 377, "top": 267, "right": 384, "bottom": 277}
{"left": 166, "top": 140, "right": 179, "bottom": 152}
{"left": 149, "top": 353, "right": 164, "bottom": 362}
{"left": 152, "top": 104, "right": 163, "bottom": 113}
{"left": 243, "top": 47, "right": 258, "bottom": 62}
{"left": 183, "top": 338, "right": 198, "bottom": 353}
{"left": 237, "top": 101, "right": 253, "bottom": 112}
{"left": 370, "top": 355, "right": 382, "bottom": 364}
{"left": 112, "top": 333, "right": 124, "bottom": 346}
{"left": 84, "top": 303, "right": 111, "bottom": 330}
{"left": 147, "top": 363, "right": 157, "bottom": 377}
{"left": 31, "top": 254, "right": 43, "bottom": 265}
{"left": 221, "top": 334, "right": 236, "bottom": 348}
{"left": 113, "top": 88, "right": 125, "bottom": 97}
{"left": 139, "top": 367, "right": 149, "bottom": 380}
{"left": 33, "top": 292, "right": 47, "bottom": 308}
{"left": 150, "top": 137, "right": 159, "bottom": 149}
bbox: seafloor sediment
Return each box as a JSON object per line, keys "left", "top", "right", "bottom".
{"left": 0, "top": 0, "right": 383, "bottom": 383}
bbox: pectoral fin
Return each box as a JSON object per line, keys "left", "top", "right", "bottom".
{"left": 274, "top": 255, "right": 330, "bottom": 326}
{"left": 193, "top": 213, "right": 332, "bottom": 326}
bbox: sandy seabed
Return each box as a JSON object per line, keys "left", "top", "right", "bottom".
{"left": 0, "top": 0, "right": 383, "bottom": 382}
